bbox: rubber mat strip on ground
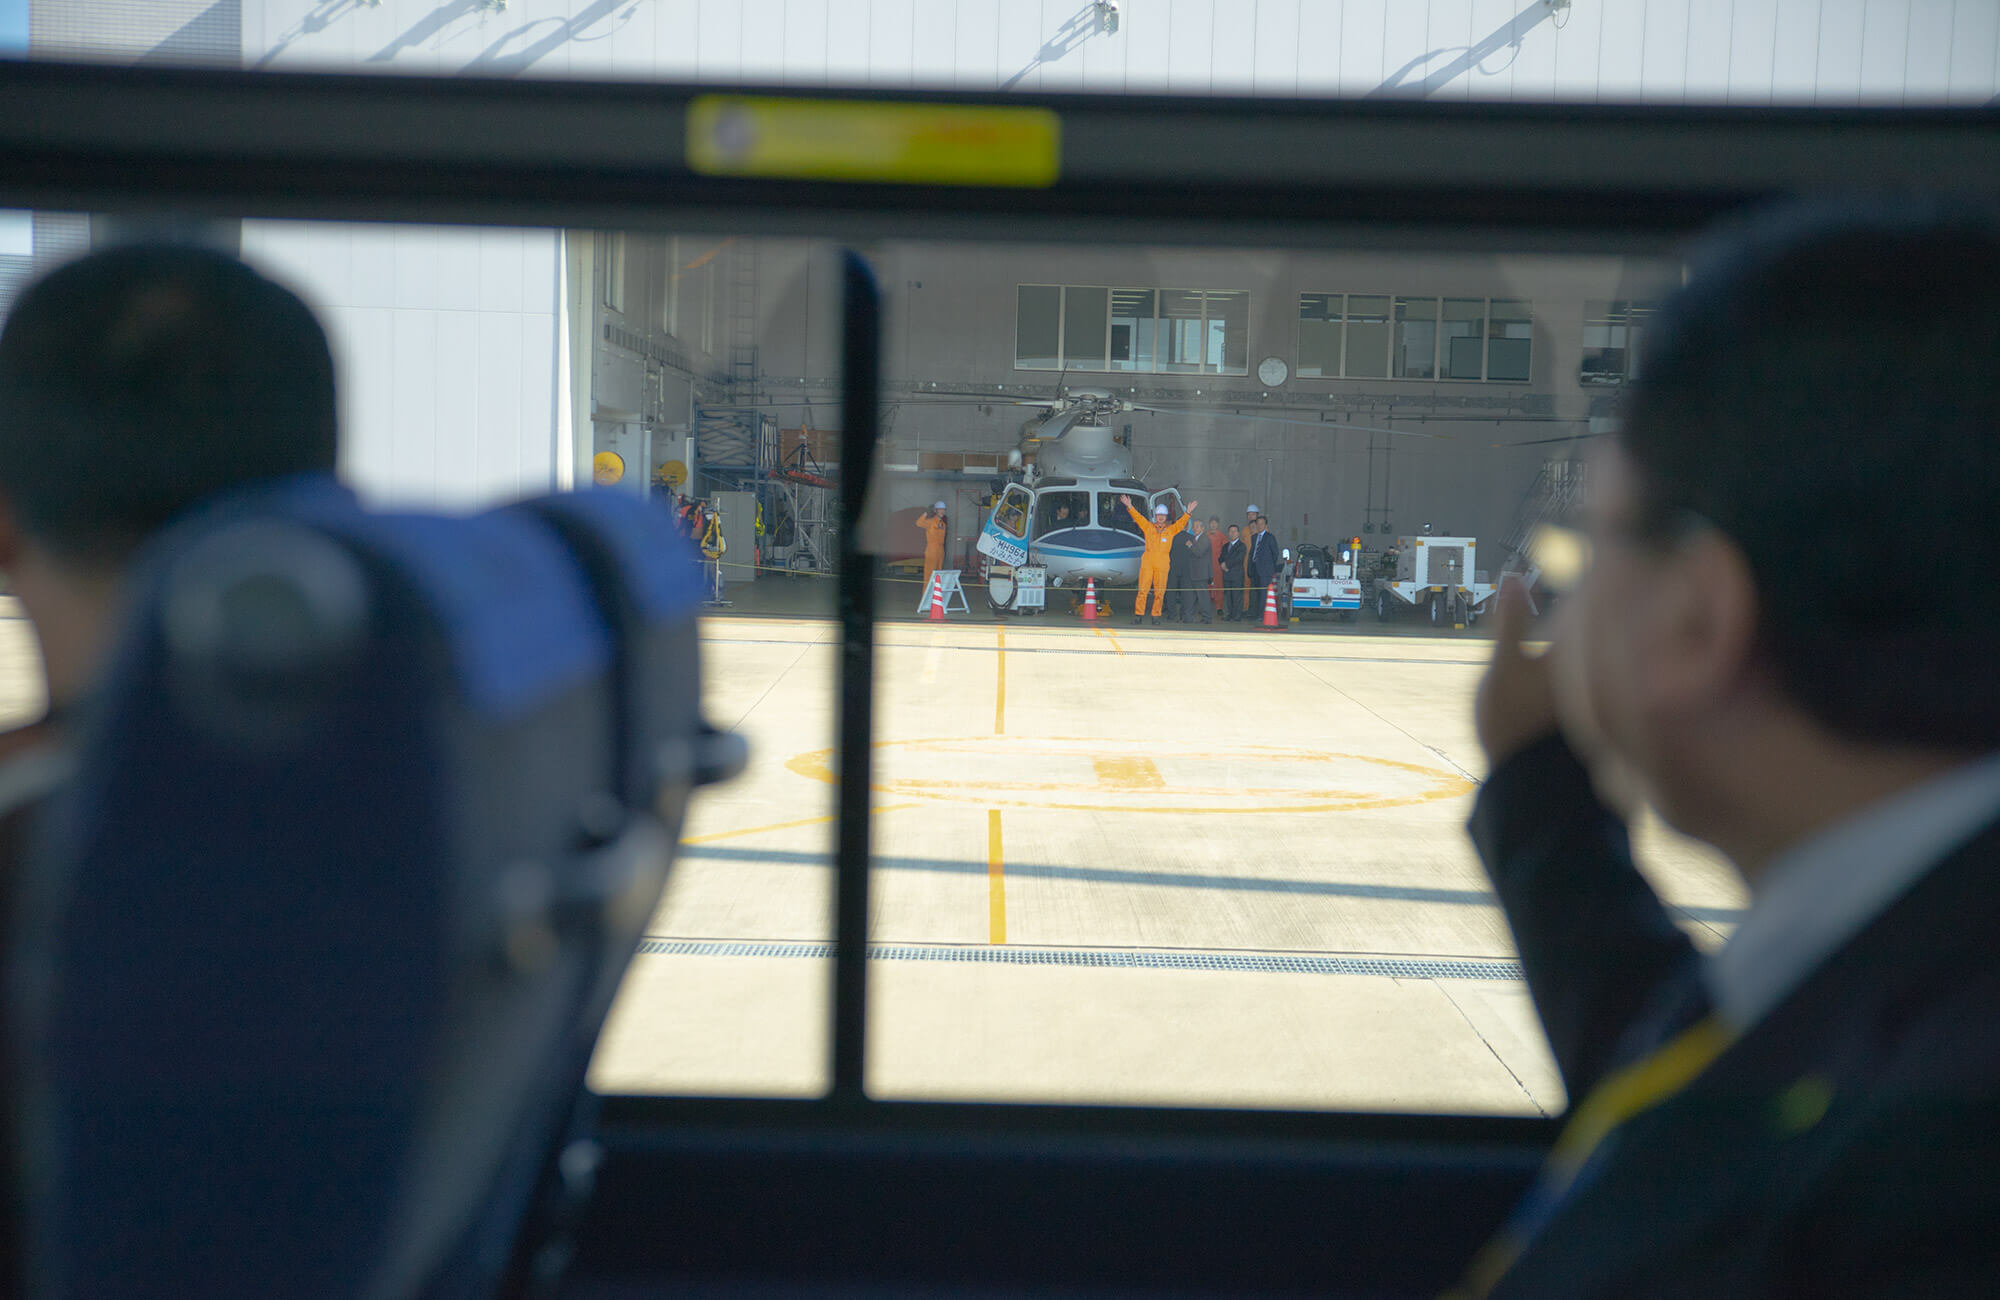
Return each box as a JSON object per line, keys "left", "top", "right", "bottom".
{"left": 636, "top": 937, "right": 1524, "bottom": 982}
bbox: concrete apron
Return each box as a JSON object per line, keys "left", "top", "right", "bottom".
{"left": 592, "top": 615, "right": 1746, "bottom": 1117}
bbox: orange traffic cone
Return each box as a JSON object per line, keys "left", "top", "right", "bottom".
{"left": 928, "top": 573, "right": 946, "bottom": 621}
{"left": 1261, "top": 581, "right": 1281, "bottom": 629}
{"left": 1081, "top": 578, "right": 1098, "bottom": 622}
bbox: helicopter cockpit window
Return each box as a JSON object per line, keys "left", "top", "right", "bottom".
{"left": 993, "top": 489, "right": 1030, "bottom": 538}
{"left": 1099, "top": 492, "right": 1142, "bottom": 535}
{"left": 1038, "top": 491, "right": 1088, "bottom": 534}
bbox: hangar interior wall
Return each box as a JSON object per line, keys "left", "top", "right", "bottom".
{"left": 719, "top": 239, "right": 1675, "bottom": 560}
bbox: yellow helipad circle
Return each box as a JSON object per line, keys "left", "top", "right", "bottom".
{"left": 785, "top": 736, "right": 1473, "bottom": 814}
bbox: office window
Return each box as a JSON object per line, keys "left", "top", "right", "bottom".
{"left": 1441, "top": 299, "right": 1485, "bottom": 379}
{"left": 1298, "top": 293, "right": 1342, "bottom": 377}
{"left": 1016, "top": 285, "right": 1062, "bottom": 368}
{"left": 1581, "top": 300, "right": 1655, "bottom": 384}
{"left": 1304, "top": 296, "right": 1531, "bottom": 382}
{"left": 1211, "top": 290, "right": 1250, "bottom": 373}
{"left": 1018, "top": 284, "right": 1248, "bottom": 374}
{"left": 1345, "top": 295, "right": 1393, "bottom": 377}
{"left": 1159, "top": 288, "right": 1205, "bottom": 372}
{"left": 1110, "top": 288, "right": 1157, "bottom": 371}
{"left": 1488, "top": 300, "right": 1533, "bottom": 381}
{"left": 1394, "top": 297, "right": 1438, "bottom": 379}
{"left": 1063, "top": 286, "right": 1110, "bottom": 370}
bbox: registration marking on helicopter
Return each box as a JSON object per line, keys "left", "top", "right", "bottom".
{"left": 785, "top": 738, "right": 1474, "bottom": 815}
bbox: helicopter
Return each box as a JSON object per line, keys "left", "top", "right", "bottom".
{"left": 968, "top": 387, "right": 1443, "bottom": 614}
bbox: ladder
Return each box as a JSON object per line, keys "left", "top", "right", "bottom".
{"left": 727, "top": 239, "right": 758, "bottom": 392}
{"left": 1499, "top": 458, "right": 1588, "bottom": 573}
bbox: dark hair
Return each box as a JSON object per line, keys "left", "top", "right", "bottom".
{"left": 0, "top": 244, "right": 337, "bottom": 562}
{"left": 1622, "top": 199, "right": 2000, "bottom": 749}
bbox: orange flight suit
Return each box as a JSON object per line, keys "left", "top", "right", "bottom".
{"left": 918, "top": 511, "right": 947, "bottom": 594}
{"left": 1124, "top": 502, "right": 1188, "bottom": 617}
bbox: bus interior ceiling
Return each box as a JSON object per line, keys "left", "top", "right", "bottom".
{"left": 0, "top": 55, "right": 1996, "bottom": 1300}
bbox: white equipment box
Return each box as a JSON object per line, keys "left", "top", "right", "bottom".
{"left": 1013, "top": 565, "right": 1047, "bottom": 611}
{"left": 1373, "top": 536, "right": 1497, "bottom": 629}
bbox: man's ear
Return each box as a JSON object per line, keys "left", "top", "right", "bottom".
{"left": 1650, "top": 532, "right": 1761, "bottom": 712}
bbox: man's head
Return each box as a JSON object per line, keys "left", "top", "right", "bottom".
{"left": 1207, "top": 516, "right": 1220, "bottom": 532}
{"left": 0, "top": 244, "right": 337, "bottom": 567}
{"left": 1153, "top": 503, "right": 1169, "bottom": 522}
{"left": 1189, "top": 516, "right": 1204, "bottom": 536}
{"left": 1555, "top": 201, "right": 2000, "bottom": 841}
{"left": 1228, "top": 524, "right": 1240, "bottom": 541}
{"left": 0, "top": 243, "right": 337, "bottom": 703}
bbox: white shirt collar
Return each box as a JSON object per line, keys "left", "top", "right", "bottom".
{"left": 1705, "top": 749, "right": 2000, "bottom": 1032}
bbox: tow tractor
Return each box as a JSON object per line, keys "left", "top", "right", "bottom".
{"left": 1288, "top": 538, "right": 1365, "bottom": 621}
{"left": 1371, "top": 534, "right": 1498, "bottom": 629}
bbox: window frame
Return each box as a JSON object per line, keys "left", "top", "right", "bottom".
{"left": 1580, "top": 299, "right": 1657, "bottom": 386}
{"left": 1020, "top": 282, "right": 1249, "bottom": 376}
{"left": 9, "top": 61, "right": 1989, "bottom": 1159}
{"left": 1297, "top": 294, "right": 1534, "bottom": 383}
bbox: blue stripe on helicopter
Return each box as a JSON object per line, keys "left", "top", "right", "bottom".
{"left": 1035, "top": 542, "right": 1144, "bottom": 561}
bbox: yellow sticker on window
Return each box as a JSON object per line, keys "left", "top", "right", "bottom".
{"left": 687, "top": 95, "right": 1061, "bottom": 188}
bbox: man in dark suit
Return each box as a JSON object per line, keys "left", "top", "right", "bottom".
{"left": 1245, "top": 515, "right": 1280, "bottom": 620}
{"left": 1459, "top": 202, "right": 2000, "bottom": 1297}
{"left": 1166, "top": 514, "right": 1209, "bottom": 624}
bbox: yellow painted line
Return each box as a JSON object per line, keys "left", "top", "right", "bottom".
{"left": 1091, "top": 625, "right": 1126, "bottom": 656}
{"left": 987, "top": 808, "right": 1007, "bottom": 945}
{"left": 680, "top": 802, "right": 920, "bottom": 846}
{"left": 1092, "top": 756, "right": 1166, "bottom": 789}
{"left": 994, "top": 626, "right": 1007, "bottom": 735}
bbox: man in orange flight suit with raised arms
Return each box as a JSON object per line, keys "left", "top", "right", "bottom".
{"left": 916, "top": 500, "right": 948, "bottom": 599}
{"left": 1120, "top": 493, "right": 1197, "bottom": 626}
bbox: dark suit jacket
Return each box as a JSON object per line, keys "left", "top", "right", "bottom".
{"left": 0, "top": 717, "right": 65, "bottom": 1300}
{"left": 1471, "top": 734, "right": 2000, "bottom": 1298}
{"left": 1220, "top": 539, "right": 1246, "bottom": 580}
{"left": 1247, "top": 532, "right": 1279, "bottom": 585}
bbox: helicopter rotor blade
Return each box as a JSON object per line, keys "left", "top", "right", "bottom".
{"left": 1491, "top": 430, "right": 1608, "bottom": 449}
{"left": 893, "top": 393, "right": 1061, "bottom": 407}
{"left": 1123, "top": 405, "right": 1451, "bottom": 440}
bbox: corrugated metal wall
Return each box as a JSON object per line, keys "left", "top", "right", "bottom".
{"left": 239, "top": 222, "right": 564, "bottom": 510}
{"left": 244, "top": 0, "right": 2000, "bottom": 105}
